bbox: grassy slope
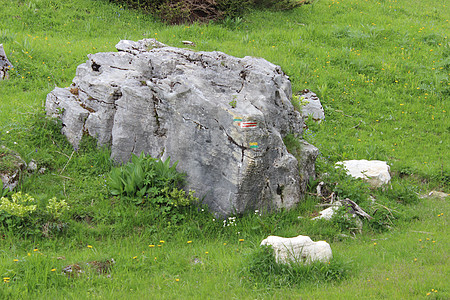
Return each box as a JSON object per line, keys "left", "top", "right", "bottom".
{"left": 0, "top": 0, "right": 449, "bottom": 298}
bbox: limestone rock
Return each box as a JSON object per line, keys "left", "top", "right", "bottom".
{"left": 0, "top": 147, "right": 26, "bottom": 191}
{"left": 299, "top": 89, "right": 325, "bottom": 122}
{"left": 426, "top": 191, "right": 448, "bottom": 200}
{"left": 261, "top": 235, "right": 332, "bottom": 264}
{"left": 0, "top": 44, "right": 13, "bottom": 80}
{"left": 312, "top": 202, "right": 342, "bottom": 220}
{"left": 45, "top": 39, "right": 318, "bottom": 216}
{"left": 27, "top": 159, "right": 38, "bottom": 172}
{"left": 336, "top": 160, "right": 391, "bottom": 188}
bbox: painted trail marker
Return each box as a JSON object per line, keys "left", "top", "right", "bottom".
{"left": 239, "top": 121, "right": 258, "bottom": 128}
{"left": 249, "top": 142, "right": 259, "bottom": 149}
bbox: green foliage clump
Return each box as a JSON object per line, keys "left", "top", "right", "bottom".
{"left": 46, "top": 197, "right": 70, "bottom": 221}
{"left": 108, "top": 152, "right": 186, "bottom": 198}
{"left": 291, "top": 94, "right": 308, "bottom": 111}
{"left": 242, "top": 245, "right": 350, "bottom": 287}
{"left": 0, "top": 192, "right": 37, "bottom": 218}
{"left": 107, "top": 152, "right": 197, "bottom": 221}
{"left": 0, "top": 192, "right": 71, "bottom": 236}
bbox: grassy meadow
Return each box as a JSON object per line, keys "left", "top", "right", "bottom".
{"left": 0, "top": 0, "right": 449, "bottom": 298}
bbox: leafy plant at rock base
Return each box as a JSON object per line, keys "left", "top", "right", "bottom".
{"left": 291, "top": 94, "right": 308, "bottom": 111}
{"left": 108, "top": 152, "right": 185, "bottom": 198}
{"left": 107, "top": 152, "right": 197, "bottom": 223}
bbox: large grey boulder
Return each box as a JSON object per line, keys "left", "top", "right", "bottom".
{"left": 46, "top": 39, "right": 318, "bottom": 216}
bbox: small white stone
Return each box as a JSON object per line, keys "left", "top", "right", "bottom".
{"left": 336, "top": 160, "right": 391, "bottom": 188}
{"left": 312, "top": 202, "right": 342, "bottom": 220}
{"left": 261, "top": 235, "right": 332, "bottom": 265}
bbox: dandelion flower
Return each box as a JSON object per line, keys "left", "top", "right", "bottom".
{"left": 373, "top": 242, "right": 377, "bottom": 246}
{"left": 160, "top": 240, "right": 165, "bottom": 243}
{"left": 13, "top": 259, "right": 18, "bottom": 262}
{"left": 205, "top": 252, "right": 209, "bottom": 254}
{"left": 426, "top": 292, "right": 431, "bottom": 296}
{"left": 223, "top": 243, "right": 227, "bottom": 245}
{"left": 239, "top": 239, "right": 244, "bottom": 242}
{"left": 34, "top": 249, "right": 38, "bottom": 252}
{"left": 87, "top": 245, "right": 93, "bottom": 248}
{"left": 187, "top": 241, "right": 192, "bottom": 244}
{"left": 133, "top": 256, "right": 137, "bottom": 259}
{"left": 149, "top": 245, "right": 155, "bottom": 248}
{"left": 175, "top": 278, "right": 179, "bottom": 282}
{"left": 51, "top": 268, "right": 56, "bottom": 272}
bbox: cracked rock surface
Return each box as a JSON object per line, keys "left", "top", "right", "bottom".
{"left": 46, "top": 39, "right": 318, "bottom": 216}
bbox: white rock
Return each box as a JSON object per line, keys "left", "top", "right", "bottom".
{"left": 299, "top": 89, "right": 325, "bottom": 122}
{"left": 312, "top": 202, "right": 342, "bottom": 220}
{"left": 260, "top": 235, "right": 332, "bottom": 264}
{"left": 427, "top": 191, "right": 448, "bottom": 200}
{"left": 336, "top": 160, "right": 391, "bottom": 188}
{"left": 27, "top": 159, "right": 38, "bottom": 171}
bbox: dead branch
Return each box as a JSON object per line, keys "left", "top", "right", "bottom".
{"left": 341, "top": 198, "right": 373, "bottom": 220}
{"left": 60, "top": 151, "right": 75, "bottom": 174}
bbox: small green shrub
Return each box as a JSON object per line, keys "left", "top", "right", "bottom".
{"left": 0, "top": 192, "right": 37, "bottom": 218}
{"left": 0, "top": 192, "right": 71, "bottom": 236}
{"left": 107, "top": 152, "right": 197, "bottom": 223}
{"left": 46, "top": 197, "right": 70, "bottom": 221}
{"left": 291, "top": 94, "right": 309, "bottom": 112}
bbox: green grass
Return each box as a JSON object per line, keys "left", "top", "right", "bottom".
{"left": 0, "top": 0, "right": 449, "bottom": 298}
